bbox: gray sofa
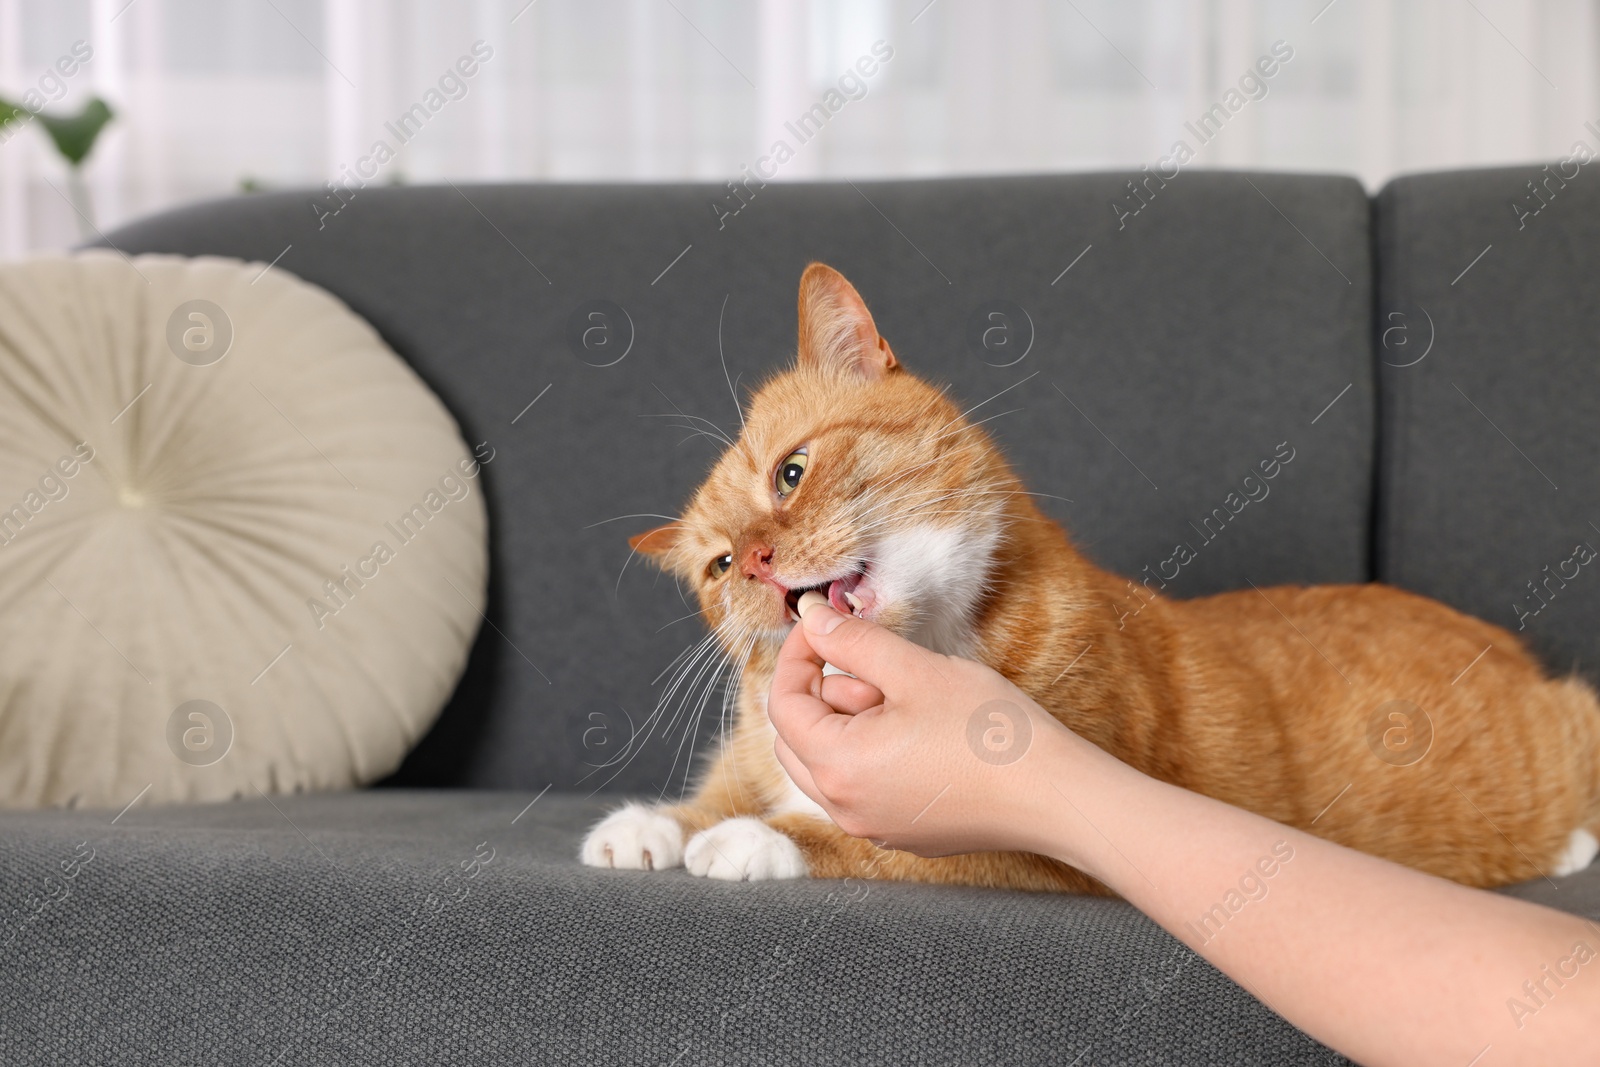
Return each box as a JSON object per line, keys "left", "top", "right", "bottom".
{"left": 6, "top": 168, "right": 1600, "bottom": 1065}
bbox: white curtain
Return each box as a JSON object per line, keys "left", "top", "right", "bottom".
{"left": 2, "top": 0, "right": 1596, "bottom": 256}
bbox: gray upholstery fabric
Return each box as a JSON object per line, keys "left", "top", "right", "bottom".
{"left": 1375, "top": 163, "right": 1600, "bottom": 684}
{"left": 4, "top": 791, "right": 1595, "bottom": 1066}
{"left": 3, "top": 169, "right": 1587, "bottom": 1064}
{"left": 100, "top": 173, "right": 1374, "bottom": 794}
{"left": 0, "top": 792, "right": 1323, "bottom": 1064}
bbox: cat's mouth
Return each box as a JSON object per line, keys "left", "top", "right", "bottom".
{"left": 783, "top": 565, "right": 872, "bottom": 623}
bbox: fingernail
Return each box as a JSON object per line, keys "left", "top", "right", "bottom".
{"left": 798, "top": 591, "right": 843, "bottom": 634}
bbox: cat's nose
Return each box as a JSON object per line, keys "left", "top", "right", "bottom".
{"left": 740, "top": 541, "right": 776, "bottom": 581}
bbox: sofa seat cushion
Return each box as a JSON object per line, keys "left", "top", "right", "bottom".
{"left": 6, "top": 791, "right": 1595, "bottom": 1065}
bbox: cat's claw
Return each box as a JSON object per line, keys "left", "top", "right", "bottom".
{"left": 685, "top": 817, "right": 808, "bottom": 881}
{"left": 580, "top": 803, "right": 685, "bottom": 871}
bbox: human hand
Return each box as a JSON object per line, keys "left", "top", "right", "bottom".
{"left": 766, "top": 593, "right": 1068, "bottom": 857}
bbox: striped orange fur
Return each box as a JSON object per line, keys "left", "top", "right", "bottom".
{"left": 619, "top": 263, "right": 1600, "bottom": 892}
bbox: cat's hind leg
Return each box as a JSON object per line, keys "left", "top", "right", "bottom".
{"left": 764, "top": 812, "right": 1107, "bottom": 892}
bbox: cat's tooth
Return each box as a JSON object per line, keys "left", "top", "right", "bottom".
{"left": 797, "top": 590, "right": 829, "bottom": 618}
{"left": 844, "top": 591, "right": 863, "bottom": 615}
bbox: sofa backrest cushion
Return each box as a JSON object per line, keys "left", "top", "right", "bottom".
{"left": 1375, "top": 164, "right": 1600, "bottom": 686}
{"left": 103, "top": 173, "right": 1374, "bottom": 793}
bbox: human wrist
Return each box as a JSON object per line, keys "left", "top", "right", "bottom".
{"left": 1003, "top": 716, "right": 1148, "bottom": 880}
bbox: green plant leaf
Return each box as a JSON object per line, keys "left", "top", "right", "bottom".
{"left": 0, "top": 96, "right": 25, "bottom": 127}
{"left": 36, "top": 97, "right": 114, "bottom": 167}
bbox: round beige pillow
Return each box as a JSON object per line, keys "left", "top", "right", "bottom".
{"left": 0, "top": 251, "right": 487, "bottom": 809}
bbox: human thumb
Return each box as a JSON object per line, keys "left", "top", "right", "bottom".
{"left": 797, "top": 591, "right": 928, "bottom": 682}
{"left": 798, "top": 590, "right": 846, "bottom": 634}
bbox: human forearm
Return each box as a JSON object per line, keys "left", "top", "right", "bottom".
{"left": 768, "top": 604, "right": 1600, "bottom": 1065}
{"left": 1021, "top": 727, "right": 1600, "bottom": 1067}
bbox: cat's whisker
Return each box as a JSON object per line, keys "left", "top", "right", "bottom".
{"left": 649, "top": 382, "right": 762, "bottom": 467}
{"left": 656, "top": 606, "right": 710, "bottom": 632}
{"left": 666, "top": 633, "right": 730, "bottom": 740}
{"left": 640, "top": 394, "right": 739, "bottom": 451}
{"left": 840, "top": 444, "right": 1009, "bottom": 524}
{"left": 844, "top": 419, "right": 1004, "bottom": 515}
{"left": 660, "top": 645, "right": 730, "bottom": 802}
{"left": 592, "top": 638, "right": 725, "bottom": 792}
{"left": 650, "top": 628, "right": 718, "bottom": 686}
{"left": 714, "top": 632, "right": 759, "bottom": 812}
{"left": 857, "top": 509, "right": 1013, "bottom": 536}
{"left": 678, "top": 620, "right": 754, "bottom": 728}
{"left": 657, "top": 629, "right": 730, "bottom": 736}
{"left": 609, "top": 629, "right": 719, "bottom": 745}
{"left": 850, "top": 508, "right": 1016, "bottom": 544}
{"left": 850, "top": 435, "right": 994, "bottom": 500}
{"left": 857, "top": 502, "right": 1017, "bottom": 543}
{"left": 728, "top": 633, "right": 755, "bottom": 733}
{"left": 929, "top": 369, "right": 1040, "bottom": 437}
{"left": 853, "top": 475, "right": 1025, "bottom": 512}
{"left": 662, "top": 624, "right": 753, "bottom": 803}
{"left": 677, "top": 430, "right": 721, "bottom": 448}
{"left": 613, "top": 541, "right": 646, "bottom": 600}
{"left": 583, "top": 629, "right": 726, "bottom": 789}
{"left": 850, "top": 475, "right": 1011, "bottom": 515}
{"left": 1013, "top": 489, "right": 1074, "bottom": 505}
{"left": 639, "top": 412, "right": 736, "bottom": 445}
{"left": 651, "top": 417, "right": 738, "bottom": 451}
{"left": 842, "top": 470, "right": 1004, "bottom": 525}
{"left": 845, "top": 471, "right": 961, "bottom": 515}
{"left": 718, "top": 293, "right": 748, "bottom": 437}
{"left": 849, "top": 483, "right": 1017, "bottom": 533}
{"left": 923, "top": 407, "right": 1022, "bottom": 449}
{"left": 584, "top": 512, "right": 680, "bottom": 529}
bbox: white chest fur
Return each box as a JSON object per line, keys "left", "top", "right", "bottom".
{"left": 871, "top": 520, "right": 999, "bottom": 658}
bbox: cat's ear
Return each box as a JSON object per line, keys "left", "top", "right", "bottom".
{"left": 628, "top": 523, "right": 680, "bottom": 560}
{"left": 797, "top": 263, "right": 899, "bottom": 380}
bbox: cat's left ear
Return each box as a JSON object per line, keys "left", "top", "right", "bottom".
{"left": 797, "top": 263, "right": 900, "bottom": 380}
{"left": 628, "top": 523, "right": 680, "bottom": 560}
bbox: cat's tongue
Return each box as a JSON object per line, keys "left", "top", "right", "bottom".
{"left": 827, "top": 570, "right": 870, "bottom": 616}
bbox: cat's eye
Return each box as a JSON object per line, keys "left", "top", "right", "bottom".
{"left": 711, "top": 553, "right": 732, "bottom": 577}
{"left": 776, "top": 449, "right": 808, "bottom": 497}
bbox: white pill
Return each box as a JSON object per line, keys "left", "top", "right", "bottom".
{"left": 797, "top": 590, "right": 829, "bottom": 617}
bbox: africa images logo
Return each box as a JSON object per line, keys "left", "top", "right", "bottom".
{"left": 965, "top": 700, "right": 1033, "bottom": 766}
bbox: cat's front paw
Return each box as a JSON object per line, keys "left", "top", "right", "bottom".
{"left": 685, "top": 817, "right": 808, "bottom": 881}
{"left": 580, "top": 803, "right": 685, "bottom": 871}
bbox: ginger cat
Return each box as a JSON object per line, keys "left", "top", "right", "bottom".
{"left": 580, "top": 263, "right": 1600, "bottom": 892}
